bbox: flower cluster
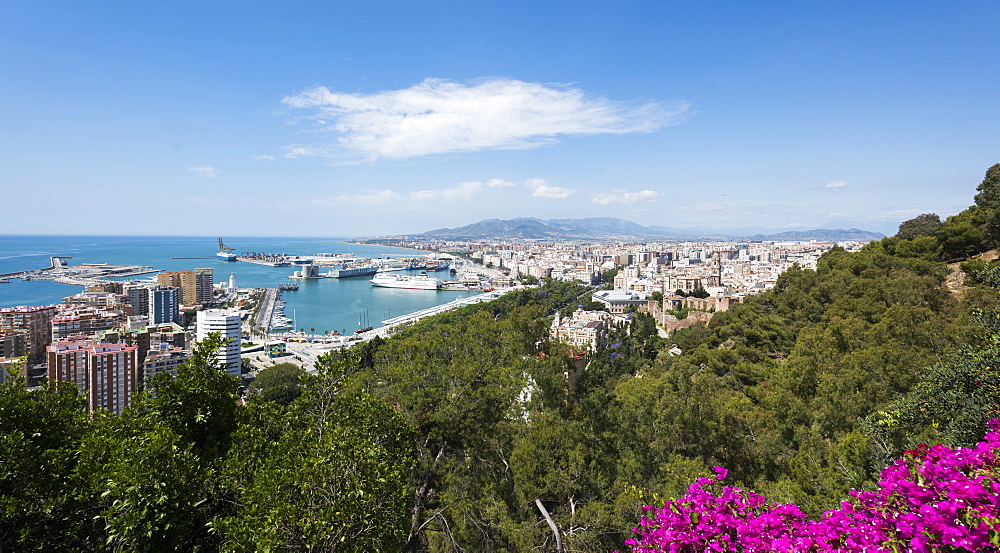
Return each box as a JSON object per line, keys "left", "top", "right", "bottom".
{"left": 625, "top": 420, "right": 1000, "bottom": 552}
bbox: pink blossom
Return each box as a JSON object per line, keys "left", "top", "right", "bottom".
{"left": 623, "top": 420, "right": 1000, "bottom": 552}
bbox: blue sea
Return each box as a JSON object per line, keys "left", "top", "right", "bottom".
{"left": 0, "top": 235, "right": 478, "bottom": 334}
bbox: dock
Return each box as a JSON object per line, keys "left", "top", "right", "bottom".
{"left": 252, "top": 287, "right": 282, "bottom": 332}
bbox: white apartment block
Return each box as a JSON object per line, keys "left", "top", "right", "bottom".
{"left": 196, "top": 309, "right": 242, "bottom": 376}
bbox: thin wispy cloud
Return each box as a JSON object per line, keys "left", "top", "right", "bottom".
{"left": 312, "top": 180, "right": 495, "bottom": 207}
{"left": 592, "top": 189, "right": 661, "bottom": 204}
{"left": 486, "top": 178, "right": 517, "bottom": 188}
{"left": 410, "top": 181, "right": 483, "bottom": 202}
{"left": 281, "top": 78, "right": 690, "bottom": 161}
{"left": 188, "top": 166, "right": 217, "bottom": 178}
{"left": 313, "top": 190, "right": 404, "bottom": 206}
{"left": 673, "top": 202, "right": 742, "bottom": 214}
{"left": 825, "top": 180, "right": 848, "bottom": 189}
{"left": 878, "top": 208, "right": 926, "bottom": 219}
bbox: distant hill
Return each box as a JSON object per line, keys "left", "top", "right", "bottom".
{"left": 748, "top": 228, "right": 885, "bottom": 242}
{"left": 414, "top": 217, "right": 884, "bottom": 242}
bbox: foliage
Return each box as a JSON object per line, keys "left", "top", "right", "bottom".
{"left": 217, "top": 387, "right": 416, "bottom": 552}
{"left": 143, "top": 333, "right": 242, "bottom": 461}
{"left": 0, "top": 378, "right": 90, "bottom": 551}
{"left": 895, "top": 212, "right": 943, "bottom": 240}
{"left": 248, "top": 361, "right": 306, "bottom": 405}
{"left": 75, "top": 410, "right": 213, "bottom": 552}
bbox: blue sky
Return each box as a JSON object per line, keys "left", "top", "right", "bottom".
{"left": 2, "top": 1, "right": 998, "bottom": 237}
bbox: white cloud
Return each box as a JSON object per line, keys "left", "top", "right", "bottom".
{"left": 187, "top": 166, "right": 217, "bottom": 178}
{"left": 486, "top": 178, "right": 517, "bottom": 188}
{"left": 253, "top": 154, "right": 276, "bottom": 161}
{"left": 523, "top": 177, "right": 574, "bottom": 199}
{"left": 532, "top": 185, "right": 573, "bottom": 199}
{"left": 825, "top": 180, "right": 848, "bottom": 189}
{"left": 281, "top": 78, "right": 690, "bottom": 161}
{"left": 592, "top": 189, "right": 661, "bottom": 204}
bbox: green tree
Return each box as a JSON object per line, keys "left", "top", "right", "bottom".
{"left": 0, "top": 377, "right": 90, "bottom": 551}
{"left": 973, "top": 162, "right": 1000, "bottom": 212}
{"left": 364, "top": 307, "right": 543, "bottom": 551}
{"left": 937, "top": 213, "right": 984, "bottom": 260}
{"left": 895, "top": 213, "right": 943, "bottom": 240}
{"left": 75, "top": 410, "right": 213, "bottom": 552}
{"left": 249, "top": 362, "right": 306, "bottom": 406}
{"left": 217, "top": 382, "right": 416, "bottom": 552}
{"left": 143, "top": 332, "right": 242, "bottom": 461}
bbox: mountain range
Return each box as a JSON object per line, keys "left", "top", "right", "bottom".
{"left": 414, "top": 217, "right": 885, "bottom": 242}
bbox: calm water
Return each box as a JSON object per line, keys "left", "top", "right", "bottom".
{"left": 0, "top": 235, "right": 477, "bottom": 334}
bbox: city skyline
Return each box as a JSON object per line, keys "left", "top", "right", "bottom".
{"left": 3, "top": 1, "right": 998, "bottom": 237}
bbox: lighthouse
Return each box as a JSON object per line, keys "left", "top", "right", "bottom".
{"left": 228, "top": 273, "right": 238, "bottom": 294}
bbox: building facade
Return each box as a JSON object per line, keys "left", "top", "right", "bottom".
{"left": 46, "top": 340, "right": 140, "bottom": 414}
{"left": 148, "top": 285, "right": 180, "bottom": 324}
{"left": 196, "top": 309, "right": 241, "bottom": 376}
{"left": 0, "top": 305, "right": 58, "bottom": 361}
{"left": 157, "top": 270, "right": 213, "bottom": 306}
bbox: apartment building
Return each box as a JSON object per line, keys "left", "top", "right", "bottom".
{"left": 157, "top": 269, "right": 213, "bottom": 306}
{"left": 51, "top": 306, "right": 126, "bottom": 341}
{"left": 196, "top": 309, "right": 241, "bottom": 376}
{"left": 46, "top": 340, "right": 140, "bottom": 414}
{"left": 148, "top": 285, "right": 180, "bottom": 324}
{"left": 0, "top": 305, "right": 58, "bottom": 361}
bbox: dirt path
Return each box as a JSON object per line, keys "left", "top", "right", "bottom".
{"left": 946, "top": 250, "right": 998, "bottom": 298}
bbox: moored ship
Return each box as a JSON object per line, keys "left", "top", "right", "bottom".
{"left": 216, "top": 238, "right": 237, "bottom": 261}
{"left": 370, "top": 272, "right": 443, "bottom": 290}
{"left": 325, "top": 265, "right": 379, "bottom": 278}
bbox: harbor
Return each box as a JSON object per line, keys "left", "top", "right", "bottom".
{"left": 0, "top": 236, "right": 497, "bottom": 340}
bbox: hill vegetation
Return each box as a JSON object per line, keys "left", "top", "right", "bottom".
{"left": 1, "top": 164, "right": 998, "bottom": 551}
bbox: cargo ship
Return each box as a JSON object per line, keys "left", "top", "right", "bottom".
{"left": 216, "top": 238, "right": 237, "bottom": 261}
{"left": 370, "top": 272, "right": 443, "bottom": 290}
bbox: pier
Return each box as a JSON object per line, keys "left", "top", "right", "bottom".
{"left": 4, "top": 262, "right": 159, "bottom": 287}
{"left": 0, "top": 267, "right": 51, "bottom": 280}
{"left": 252, "top": 287, "right": 282, "bottom": 332}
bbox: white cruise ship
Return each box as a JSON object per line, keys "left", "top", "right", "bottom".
{"left": 370, "top": 272, "right": 443, "bottom": 290}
